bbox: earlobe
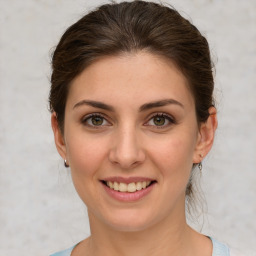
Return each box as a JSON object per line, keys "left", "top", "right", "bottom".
{"left": 51, "top": 113, "right": 67, "bottom": 160}
{"left": 193, "top": 107, "right": 218, "bottom": 164}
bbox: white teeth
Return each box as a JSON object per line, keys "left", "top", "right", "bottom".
{"left": 136, "top": 182, "right": 142, "bottom": 190}
{"left": 107, "top": 181, "right": 114, "bottom": 189}
{"left": 105, "top": 180, "right": 153, "bottom": 192}
{"left": 113, "top": 182, "right": 119, "bottom": 191}
{"left": 119, "top": 183, "right": 128, "bottom": 192}
{"left": 127, "top": 182, "right": 136, "bottom": 192}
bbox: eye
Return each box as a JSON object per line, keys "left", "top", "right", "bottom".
{"left": 82, "top": 113, "right": 110, "bottom": 127}
{"left": 145, "top": 113, "right": 175, "bottom": 128}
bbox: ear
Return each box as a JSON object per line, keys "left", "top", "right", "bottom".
{"left": 51, "top": 112, "right": 67, "bottom": 161}
{"left": 193, "top": 107, "right": 218, "bottom": 164}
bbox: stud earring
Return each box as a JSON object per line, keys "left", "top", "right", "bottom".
{"left": 64, "top": 159, "right": 69, "bottom": 168}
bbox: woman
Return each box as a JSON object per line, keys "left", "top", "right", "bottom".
{"left": 49, "top": 1, "right": 238, "bottom": 255}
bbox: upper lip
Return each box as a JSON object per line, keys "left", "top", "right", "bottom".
{"left": 101, "top": 176, "right": 156, "bottom": 184}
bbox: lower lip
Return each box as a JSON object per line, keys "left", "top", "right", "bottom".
{"left": 102, "top": 182, "right": 156, "bottom": 202}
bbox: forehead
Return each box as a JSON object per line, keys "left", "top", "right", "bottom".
{"left": 67, "top": 52, "right": 194, "bottom": 110}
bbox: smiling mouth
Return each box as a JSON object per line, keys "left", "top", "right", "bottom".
{"left": 101, "top": 180, "right": 157, "bottom": 193}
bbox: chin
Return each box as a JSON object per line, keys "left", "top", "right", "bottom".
{"left": 100, "top": 209, "right": 160, "bottom": 232}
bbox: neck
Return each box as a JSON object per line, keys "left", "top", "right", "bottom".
{"left": 85, "top": 209, "right": 195, "bottom": 256}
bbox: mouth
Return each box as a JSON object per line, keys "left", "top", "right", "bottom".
{"left": 101, "top": 180, "right": 157, "bottom": 193}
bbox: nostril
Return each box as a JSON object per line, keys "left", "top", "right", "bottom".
{"left": 108, "top": 141, "right": 146, "bottom": 169}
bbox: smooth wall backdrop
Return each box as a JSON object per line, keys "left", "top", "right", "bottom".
{"left": 0, "top": 0, "right": 255, "bottom": 255}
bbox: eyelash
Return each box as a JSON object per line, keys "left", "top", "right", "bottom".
{"left": 145, "top": 112, "right": 176, "bottom": 129}
{"left": 81, "top": 112, "right": 176, "bottom": 128}
{"left": 81, "top": 113, "right": 110, "bottom": 128}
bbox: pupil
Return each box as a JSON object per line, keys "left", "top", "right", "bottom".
{"left": 92, "top": 116, "right": 103, "bottom": 125}
{"left": 154, "top": 116, "right": 165, "bottom": 126}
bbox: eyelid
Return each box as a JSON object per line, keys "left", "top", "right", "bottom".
{"left": 144, "top": 112, "right": 176, "bottom": 128}
{"left": 81, "top": 112, "right": 112, "bottom": 127}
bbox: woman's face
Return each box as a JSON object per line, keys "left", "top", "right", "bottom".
{"left": 53, "top": 52, "right": 208, "bottom": 231}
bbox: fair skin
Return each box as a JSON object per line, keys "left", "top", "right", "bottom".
{"left": 52, "top": 52, "right": 217, "bottom": 256}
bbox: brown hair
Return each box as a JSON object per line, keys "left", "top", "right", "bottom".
{"left": 49, "top": 0, "right": 215, "bottom": 208}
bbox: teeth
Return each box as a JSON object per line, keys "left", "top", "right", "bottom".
{"left": 107, "top": 181, "right": 113, "bottom": 189}
{"left": 127, "top": 182, "right": 136, "bottom": 192}
{"left": 119, "top": 183, "right": 128, "bottom": 192}
{"left": 106, "top": 181, "right": 153, "bottom": 192}
{"left": 113, "top": 182, "right": 119, "bottom": 191}
{"left": 136, "top": 182, "right": 142, "bottom": 191}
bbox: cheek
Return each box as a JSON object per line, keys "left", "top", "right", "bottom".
{"left": 155, "top": 136, "right": 195, "bottom": 163}
{"left": 66, "top": 133, "right": 110, "bottom": 179}
{"left": 148, "top": 131, "right": 197, "bottom": 180}
{"left": 65, "top": 134, "right": 111, "bottom": 206}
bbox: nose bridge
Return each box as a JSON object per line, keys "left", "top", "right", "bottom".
{"left": 109, "top": 122, "right": 145, "bottom": 169}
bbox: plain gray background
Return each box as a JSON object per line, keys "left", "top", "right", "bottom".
{"left": 0, "top": 0, "right": 255, "bottom": 255}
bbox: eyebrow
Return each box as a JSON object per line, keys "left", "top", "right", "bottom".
{"left": 73, "top": 99, "right": 184, "bottom": 112}
{"left": 139, "top": 99, "right": 184, "bottom": 112}
{"left": 73, "top": 100, "right": 114, "bottom": 111}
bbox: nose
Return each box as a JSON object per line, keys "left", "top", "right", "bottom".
{"left": 108, "top": 125, "right": 146, "bottom": 169}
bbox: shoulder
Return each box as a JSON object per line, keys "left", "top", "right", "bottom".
{"left": 50, "top": 245, "right": 76, "bottom": 256}
{"left": 210, "top": 237, "right": 245, "bottom": 256}
{"left": 210, "top": 237, "right": 230, "bottom": 255}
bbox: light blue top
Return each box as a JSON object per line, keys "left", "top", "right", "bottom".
{"left": 50, "top": 237, "right": 230, "bottom": 256}
{"left": 50, "top": 245, "right": 75, "bottom": 256}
